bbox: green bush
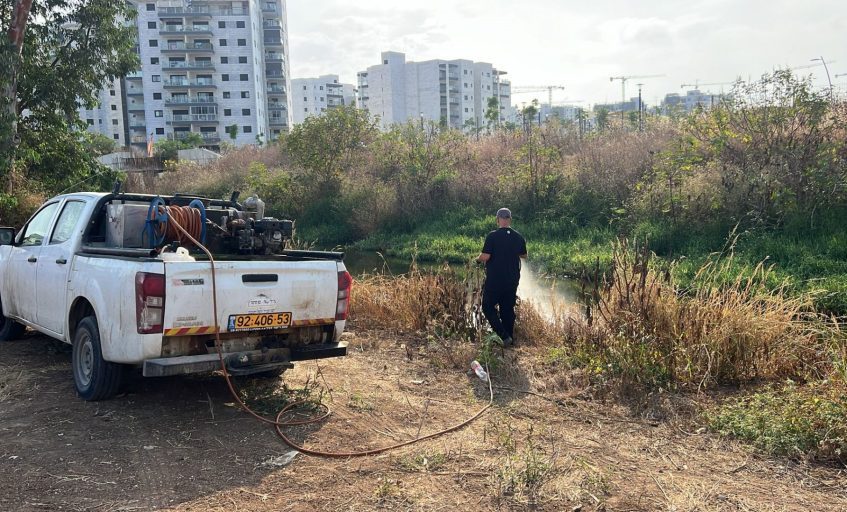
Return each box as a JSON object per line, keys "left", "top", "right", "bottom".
{"left": 709, "top": 382, "right": 847, "bottom": 462}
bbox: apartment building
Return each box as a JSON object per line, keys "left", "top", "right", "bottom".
{"left": 100, "top": 0, "right": 294, "bottom": 151}
{"left": 291, "top": 74, "right": 356, "bottom": 125}
{"left": 357, "top": 51, "right": 511, "bottom": 131}
{"left": 79, "top": 79, "right": 127, "bottom": 146}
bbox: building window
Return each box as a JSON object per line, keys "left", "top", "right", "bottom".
{"left": 319, "top": 85, "right": 323, "bottom": 90}
{"left": 224, "top": 109, "right": 231, "bottom": 116}
{"left": 239, "top": 74, "right": 248, "bottom": 81}
{"left": 86, "top": 118, "right": 94, "bottom": 125}
{"left": 241, "top": 108, "right": 250, "bottom": 115}
{"left": 304, "top": 107, "right": 308, "bottom": 112}
{"left": 219, "top": 39, "right": 227, "bottom": 46}
{"left": 111, "top": 105, "right": 117, "bottom": 111}
{"left": 151, "top": 74, "right": 160, "bottom": 82}
{"left": 241, "top": 91, "right": 249, "bottom": 98}
{"left": 153, "top": 92, "right": 162, "bottom": 99}
{"left": 113, "top": 134, "right": 120, "bottom": 140}
{"left": 383, "top": 59, "right": 388, "bottom": 64}
{"left": 220, "top": 56, "right": 228, "bottom": 64}
{"left": 237, "top": 39, "right": 246, "bottom": 47}
{"left": 218, "top": 21, "right": 225, "bottom": 28}
{"left": 151, "top": 57, "right": 159, "bottom": 65}
{"left": 319, "top": 97, "right": 324, "bottom": 102}
{"left": 147, "top": 21, "right": 156, "bottom": 29}
{"left": 146, "top": 3, "right": 155, "bottom": 10}
{"left": 243, "top": 125, "right": 252, "bottom": 133}
{"left": 463, "top": 69, "right": 468, "bottom": 75}
{"left": 149, "top": 40, "right": 158, "bottom": 47}
{"left": 154, "top": 110, "right": 163, "bottom": 117}
{"left": 112, "top": 119, "right": 118, "bottom": 125}
{"left": 98, "top": 119, "right": 102, "bottom": 124}
{"left": 464, "top": 95, "right": 468, "bottom": 100}
{"left": 236, "top": 21, "right": 245, "bottom": 28}
{"left": 221, "top": 74, "right": 229, "bottom": 81}
{"left": 464, "top": 82, "right": 468, "bottom": 88}
{"left": 303, "top": 96, "right": 307, "bottom": 101}
{"left": 110, "top": 90, "right": 116, "bottom": 96}
{"left": 303, "top": 85, "right": 307, "bottom": 91}
{"left": 238, "top": 56, "right": 247, "bottom": 64}
{"left": 155, "top": 128, "right": 164, "bottom": 134}
{"left": 464, "top": 108, "right": 469, "bottom": 112}
{"left": 222, "top": 92, "right": 230, "bottom": 99}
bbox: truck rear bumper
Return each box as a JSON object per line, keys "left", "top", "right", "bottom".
{"left": 142, "top": 342, "right": 347, "bottom": 377}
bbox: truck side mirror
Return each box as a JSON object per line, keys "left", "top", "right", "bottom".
{"left": 0, "top": 227, "right": 15, "bottom": 245}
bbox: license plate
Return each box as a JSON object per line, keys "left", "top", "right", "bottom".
{"left": 227, "top": 312, "right": 292, "bottom": 332}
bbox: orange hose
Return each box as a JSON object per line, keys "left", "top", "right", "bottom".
{"left": 150, "top": 205, "right": 204, "bottom": 246}
{"left": 166, "top": 214, "right": 495, "bottom": 457}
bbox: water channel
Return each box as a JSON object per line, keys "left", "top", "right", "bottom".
{"left": 342, "top": 249, "right": 582, "bottom": 320}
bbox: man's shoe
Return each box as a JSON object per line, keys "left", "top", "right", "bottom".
{"left": 502, "top": 336, "right": 514, "bottom": 347}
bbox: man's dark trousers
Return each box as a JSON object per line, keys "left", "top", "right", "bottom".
{"left": 482, "top": 280, "right": 518, "bottom": 340}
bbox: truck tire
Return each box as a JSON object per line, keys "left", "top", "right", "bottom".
{"left": 72, "top": 316, "right": 123, "bottom": 401}
{"left": 0, "top": 299, "right": 24, "bottom": 342}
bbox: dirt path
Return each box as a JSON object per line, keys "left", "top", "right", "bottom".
{"left": 1, "top": 330, "right": 845, "bottom": 511}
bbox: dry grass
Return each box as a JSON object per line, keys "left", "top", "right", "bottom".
{"left": 0, "top": 364, "right": 32, "bottom": 402}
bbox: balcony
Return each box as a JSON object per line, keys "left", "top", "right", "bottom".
{"left": 265, "top": 70, "right": 284, "bottom": 78}
{"left": 167, "top": 113, "right": 218, "bottom": 124}
{"left": 218, "top": 7, "right": 249, "bottom": 15}
{"left": 268, "top": 117, "right": 287, "bottom": 126}
{"left": 262, "top": 20, "right": 282, "bottom": 29}
{"left": 266, "top": 86, "right": 286, "bottom": 95}
{"left": 163, "top": 61, "right": 215, "bottom": 71}
{"left": 129, "top": 124, "right": 147, "bottom": 130}
{"left": 126, "top": 90, "right": 144, "bottom": 96}
{"left": 125, "top": 71, "right": 142, "bottom": 80}
{"left": 261, "top": 5, "right": 278, "bottom": 13}
{"left": 163, "top": 79, "right": 216, "bottom": 88}
{"left": 158, "top": 6, "right": 211, "bottom": 17}
{"left": 267, "top": 103, "right": 287, "bottom": 110}
{"left": 160, "top": 26, "right": 213, "bottom": 35}
{"left": 264, "top": 52, "right": 285, "bottom": 63}
{"left": 164, "top": 96, "right": 217, "bottom": 106}
{"left": 263, "top": 39, "right": 283, "bottom": 47}
{"left": 162, "top": 42, "right": 214, "bottom": 53}
{"left": 127, "top": 105, "right": 145, "bottom": 112}
{"left": 130, "top": 136, "right": 148, "bottom": 144}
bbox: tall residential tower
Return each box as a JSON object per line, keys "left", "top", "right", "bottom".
{"left": 117, "top": 0, "right": 292, "bottom": 151}
{"left": 357, "top": 51, "right": 511, "bottom": 131}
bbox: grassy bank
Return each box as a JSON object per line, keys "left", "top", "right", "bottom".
{"left": 343, "top": 206, "right": 847, "bottom": 314}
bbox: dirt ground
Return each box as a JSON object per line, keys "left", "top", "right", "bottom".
{"left": 1, "top": 329, "right": 846, "bottom": 512}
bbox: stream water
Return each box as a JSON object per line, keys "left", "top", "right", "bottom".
{"left": 342, "top": 250, "right": 582, "bottom": 320}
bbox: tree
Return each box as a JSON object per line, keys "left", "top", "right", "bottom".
{"left": 0, "top": 0, "right": 138, "bottom": 185}
{"left": 285, "top": 106, "right": 378, "bottom": 196}
{"left": 85, "top": 133, "right": 116, "bottom": 157}
{"left": 595, "top": 107, "right": 610, "bottom": 131}
{"left": 226, "top": 123, "right": 238, "bottom": 140}
{"left": 484, "top": 96, "right": 500, "bottom": 131}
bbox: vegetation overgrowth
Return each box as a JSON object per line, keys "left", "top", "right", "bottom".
{"left": 122, "top": 71, "right": 847, "bottom": 313}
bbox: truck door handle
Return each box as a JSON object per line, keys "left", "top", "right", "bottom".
{"left": 56, "top": 258, "right": 67, "bottom": 265}
{"left": 27, "top": 256, "right": 37, "bottom": 263}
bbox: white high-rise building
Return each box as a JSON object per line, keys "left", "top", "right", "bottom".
{"left": 106, "top": 0, "right": 293, "bottom": 151}
{"left": 357, "top": 51, "right": 511, "bottom": 131}
{"left": 291, "top": 74, "right": 356, "bottom": 125}
{"left": 79, "top": 79, "right": 127, "bottom": 146}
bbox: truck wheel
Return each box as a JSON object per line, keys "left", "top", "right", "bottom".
{"left": 0, "top": 300, "right": 24, "bottom": 342}
{"left": 73, "top": 316, "right": 123, "bottom": 401}
{"left": 0, "top": 315, "right": 24, "bottom": 342}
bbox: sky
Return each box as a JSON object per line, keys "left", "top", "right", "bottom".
{"left": 287, "top": 0, "right": 847, "bottom": 108}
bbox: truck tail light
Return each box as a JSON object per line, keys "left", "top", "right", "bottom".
{"left": 136, "top": 272, "right": 165, "bottom": 334}
{"left": 336, "top": 270, "right": 352, "bottom": 321}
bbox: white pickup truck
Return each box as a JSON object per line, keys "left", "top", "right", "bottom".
{"left": 0, "top": 192, "right": 351, "bottom": 400}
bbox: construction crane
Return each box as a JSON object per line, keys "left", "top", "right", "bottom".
{"left": 609, "top": 75, "right": 664, "bottom": 125}
{"left": 511, "top": 85, "right": 566, "bottom": 107}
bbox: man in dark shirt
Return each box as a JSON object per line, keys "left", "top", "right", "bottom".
{"left": 477, "top": 208, "right": 527, "bottom": 347}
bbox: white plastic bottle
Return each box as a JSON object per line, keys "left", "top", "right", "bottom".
{"left": 470, "top": 360, "right": 489, "bottom": 382}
